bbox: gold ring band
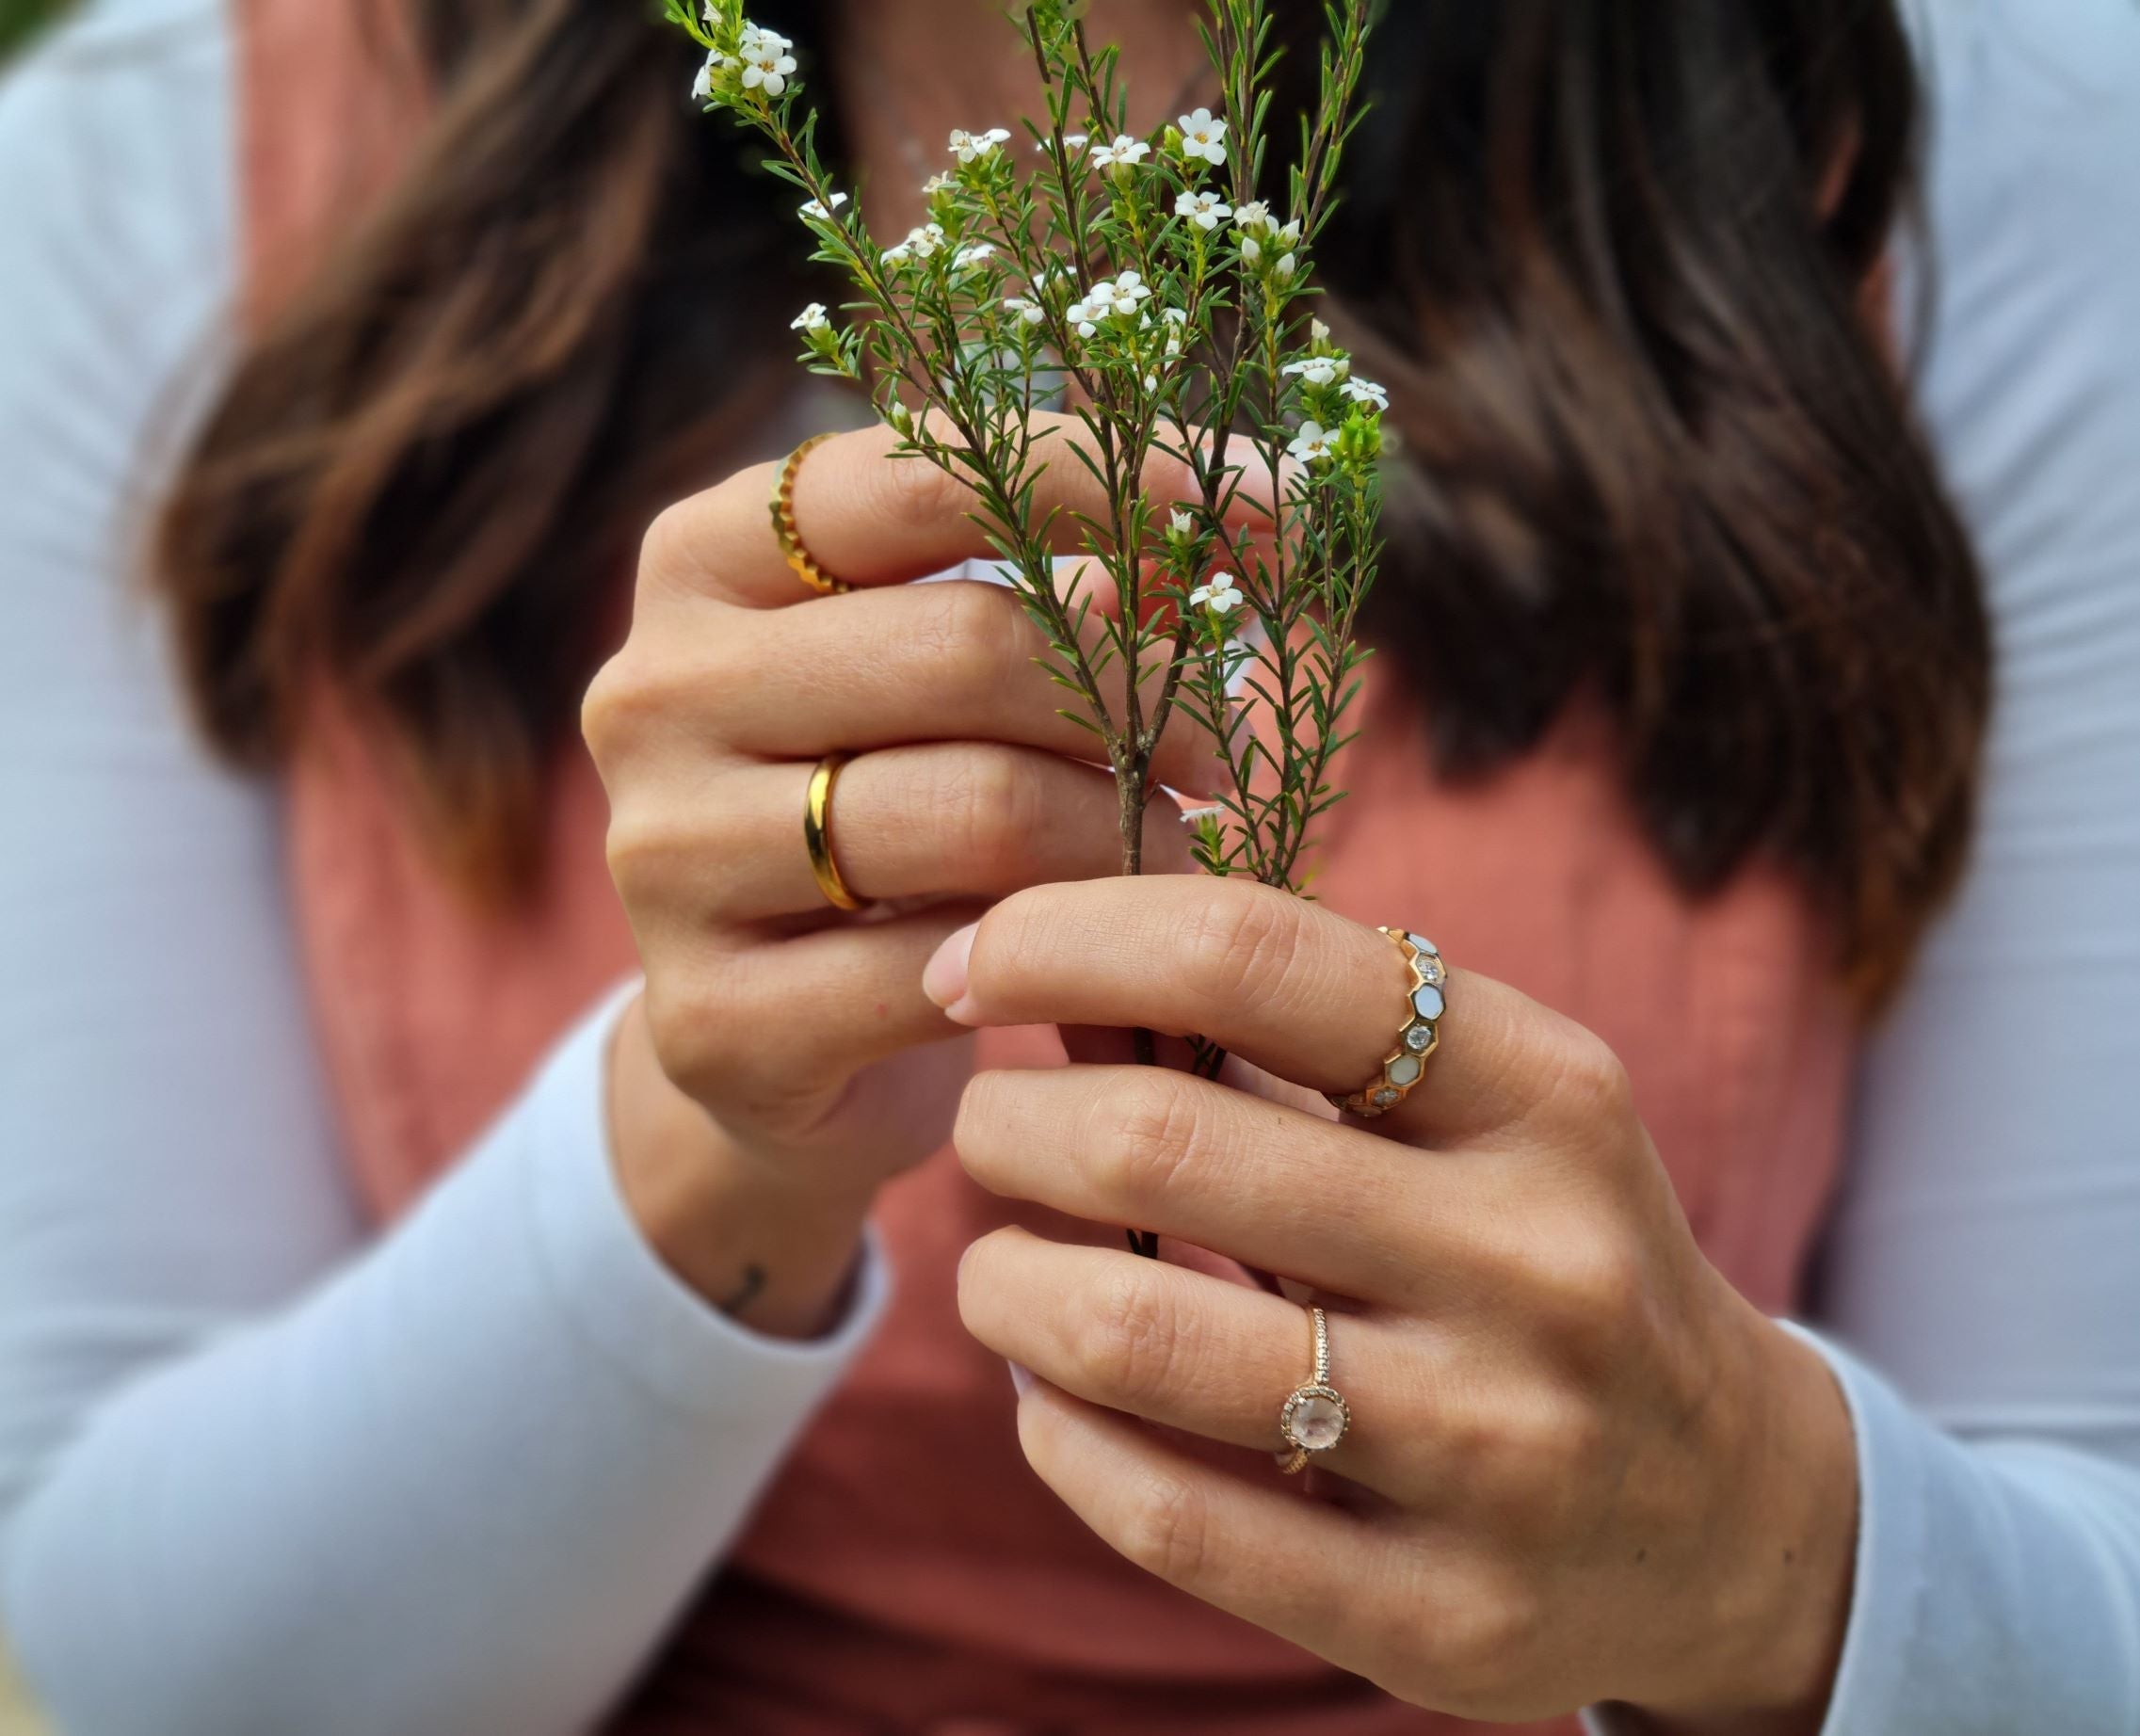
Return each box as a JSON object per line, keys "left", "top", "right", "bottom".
{"left": 1277, "top": 1305, "right": 1350, "bottom": 1475}
{"left": 803, "top": 752, "right": 863, "bottom": 910}
{"left": 771, "top": 432, "right": 850, "bottom": 597}
{"left": 1328, "top": 927, "right": 1446, "bottom": 1117}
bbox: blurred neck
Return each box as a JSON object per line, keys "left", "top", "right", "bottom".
{"left": 834, "top": 0, "right": 1209, "bottom": 234}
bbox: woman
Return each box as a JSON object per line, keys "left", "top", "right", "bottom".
{"left": 0, "top": 0, "right": 2135, "bottom": 1731}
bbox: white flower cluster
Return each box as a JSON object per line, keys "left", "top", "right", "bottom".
{"left": 1065, "top": 269, "right": 1152, "bottom": 338}
{"left": 1234, "top": 202, "right": 1303, "bottom": 278}
{"left": 1174, "top": 190, "right": 1232, "bottom": 233}
{"left": 692, "top": 18, "right": 796, "bottom": 102}
{"left": 1279, "top": 323, "right": 1390, "bottom": 467}
{"left": 883, "top": 221, "right": 948, "bottom": 265}
{"left": 949, "top": 127, "right": 1012, "bottom": 164}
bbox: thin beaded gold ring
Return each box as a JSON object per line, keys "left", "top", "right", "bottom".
{"left": 1327, "top": 927, "right": 1446, "bottom": 1117}
{"left": 769, "top": 431, "right": 849, "bottom": 597}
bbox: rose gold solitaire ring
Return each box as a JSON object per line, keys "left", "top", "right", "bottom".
{"left": 1278, "top": 1305, "right": 1350, "bottom": 1475}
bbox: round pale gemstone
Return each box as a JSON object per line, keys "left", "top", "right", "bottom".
{"left": 1387, "top": 1053, "right": 1423, "bottom": 1086}
{"left": 1288, "top": 1391, "right": 1347, "bottom": 1451}
{"left": 1411, "top": 983, "right": 1445, "bottom": 1021}
{"left": 1417, "top": 954, "right": 1445, "bottom": 987}
{"left": 1373, "top": 1086, "right": 1399, "bottom": 1106}
{"left": 1405, "top": 1023, "right": 1433, "bottom": 1053}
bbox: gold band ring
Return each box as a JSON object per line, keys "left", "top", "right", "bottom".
{"left": 803, "top": 752, "right": 863, "bottom": 911}
{"left": 770, "top": 432, "right": 850, "bottom": 597}
{"left": 1277, "top": 1305, "right": 1350, "bottom": 1475}
{"left": 1327, "top": 927, "right": 1446, "bottom": 1117}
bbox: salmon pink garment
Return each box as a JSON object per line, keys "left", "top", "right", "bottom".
{"left": 244, "top": 3, "right": 1854, "bottom": 1729}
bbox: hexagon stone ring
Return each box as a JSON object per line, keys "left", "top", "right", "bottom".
{"left": 1327, "top": 926, "right": 1446, "bottom": 1117}
{"left": 1278, "top": 1305, "right": 1350, "bottom": 1475}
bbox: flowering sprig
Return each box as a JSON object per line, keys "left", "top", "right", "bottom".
{"left": 670, "top": 0, "right": 1383, "bottom": 1144}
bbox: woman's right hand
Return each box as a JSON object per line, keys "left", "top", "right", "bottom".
{"left": 582, "top": 416, "right": 1229, "bottom": 1332}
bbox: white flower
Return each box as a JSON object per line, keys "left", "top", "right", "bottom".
{"left": 1288, "top": 421, "right": 1335, "bottom": 466}
{"left": 1168, "top": 508, "right": 1196, "bottom": 538}
{"left": 1092, "top": 269, "right": 1152, "bottom": 316}
{"left": 1282, "top": 355, "right": 1350, "bottom": 388}
{"left": 1240, "top": 235, "right": 1262, "bottom": 265}
{"left": 1143, "top": 372, "right": 1160, "bottom": 391}
{"left": 1064, "top": 296, "right": 1102, "bottom": 339}
{"left": 1276, "top": 252, "right": 1297, "bottom": 281}
{"left": 954, "top": 242, "right": 997, "bottom": 271}
{"left": 1275, "top": 219, "right": 1301, "bottom": 247}
{"left": 1341, "top": 378, "right": 1389, "bottom": 411}
{"left": 882, "top": 221, "right": 946, "bottom": 265}
{"left": 1176, "top": 107, "right": 1228, "bottom": 166}
{"left": 1090, "top": 134, "right": 1151, "bottom": 174}
{"left": 790, "top": 302, "right": 830, "bottom": 333}
{"left": 922, "top": 172, "right": 957, "bottom": 197}
{"left": 949, "top": 126, "right": 1013, "bottom": 163}
{"left": 798, "top": 191, "right": 848, "bottom": 221}
{"left": 1233, "top": 199, "right": 1273, "bottom": 232}
{"left": 738, "top": 26, "right": 796, "bottom": 96}
{"left": 1002, "top": 296, "right": 1046, "bottom": 326}
{"left": 1038, "top": 132, "right": 1090, "bottom": 153}
{"left": 1311, "top": 317, "right": 1332, "bottom": 346}
{"left": 1190, "top": 576, "right": 1244, "bottom": 613}
{"left": 1162, "top": 306, "right": 1188, "bottom": 325}
{"left": 690, "top": 50, "right": 723, "bottom": 102}
{"left": 1174, "top": 190, "right": 1232, "bottom": 232}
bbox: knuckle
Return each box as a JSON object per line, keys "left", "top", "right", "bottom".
{"left": 1547, "top": 1027, "right": 1635, "bottom": 1127}
{"left": 637, "top": 500, "right": 700, "bottom": 590}
{"left": 1180, "top": 884, "right": 1310, "bottom": 1024}
{"left": 876, "top": 447, "right": 972, "bottom": 534}
{"left": 939, "top": 746, "right": 1043, "bottom": 885}
{"left": 908, "top": 580, "right": 1024, "bottom": 702}
{"left": 638, "top": 971, "right": 733, "bottom": 1105}
{"left": 1077, "top": 1263, "right": 1183, "bottom": 1407}
{"left": 1115, "top": 1465, "right": 1213, "bottom": 1589}
{"left": 1432, "top": 1578, "right": 1547, "bottom": 1703}
{"left": 1086, "top": 1068, "right": 1203, "bottom": 1212}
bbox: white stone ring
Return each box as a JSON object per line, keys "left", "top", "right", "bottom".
{"left": 1278, "top": 1305, "right": 1350, "bottom": 1474}
{"left": 1327, "top": 926, "right": 1445, "bottom": 1117}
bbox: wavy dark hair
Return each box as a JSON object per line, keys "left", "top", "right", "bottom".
{"left": 157, "top": 0, "right": 1988, "bottom": 1003}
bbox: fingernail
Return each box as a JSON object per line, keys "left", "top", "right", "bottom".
{"left": 1008, "top": 1360, "right": 1036, "bottom": 1398}
{"left": 923, "top": 920, "right": 980, "bottom": 1018}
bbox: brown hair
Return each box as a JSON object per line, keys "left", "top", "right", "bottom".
{"left": 158, "top": 0, "right": 1987, "bottom": 1000}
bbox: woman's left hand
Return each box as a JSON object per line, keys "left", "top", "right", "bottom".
{"left": 931, "top": 875, "right": 1858, "bottom": 1729}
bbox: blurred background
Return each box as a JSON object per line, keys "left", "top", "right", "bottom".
{"left": 0, "top": 0, "right": 70, "bottom": 57}
{"left": 0, "top": 0, "right": 57, "bottom": 1705}
{"left": 3, "top": 9, "right": 65, "bottom": 1727}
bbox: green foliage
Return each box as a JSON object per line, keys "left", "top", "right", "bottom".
{"left": 679, "top": 0, "right": 1383, "bottom": 1083}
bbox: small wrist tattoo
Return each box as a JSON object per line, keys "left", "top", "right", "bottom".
{"left": 719, "top": 1263, "right": 767, "bottom": 1318}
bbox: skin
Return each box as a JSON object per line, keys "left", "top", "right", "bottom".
{"left": 582, "top": 1, "right": 1860, "bottom": 1723}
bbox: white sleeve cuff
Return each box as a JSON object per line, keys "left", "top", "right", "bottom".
{"left": 522, "top": 978, "right": 891, "bottom": 1419}
{"left": 1590, "top": 1324, "right": 2140, "bottom": 1736}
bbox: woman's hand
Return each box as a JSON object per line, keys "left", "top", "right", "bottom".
{"left": 938, "top": 875, "right": 1858, "bottom": 1729}
{"left": 582, "top": 419, "right": 1228, "bottom": 1332}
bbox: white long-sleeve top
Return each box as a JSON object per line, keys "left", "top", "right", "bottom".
{"left": 0, "top": 2, "right": 2135, "bottom": 1734}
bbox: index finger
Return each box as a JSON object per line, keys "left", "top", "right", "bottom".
{"left": 643, "top": 412, "right": 1277, "bottom": 608}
